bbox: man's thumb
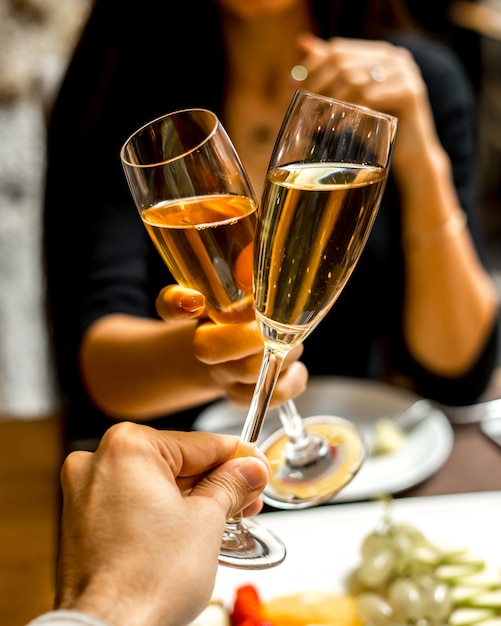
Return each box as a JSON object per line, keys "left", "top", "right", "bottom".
{"left": 196, "top": 456, "right": 269, "bottom": 519}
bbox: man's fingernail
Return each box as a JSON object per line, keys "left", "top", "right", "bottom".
{"left": 237, "top": 459, "right": 266, "bottom": 491}
{"left": 179, "top": 294, "right": 204, "bottom": 313}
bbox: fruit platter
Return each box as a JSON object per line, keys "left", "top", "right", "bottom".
{"left": 192, "top": 491, "right": 501, "bottom": 626}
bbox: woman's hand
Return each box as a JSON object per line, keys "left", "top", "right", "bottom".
{"left": 156, "top": 285, "right": 308, "bottom": 408}
{"left": 296, "top": 34, "right": 439, "bottom": 179}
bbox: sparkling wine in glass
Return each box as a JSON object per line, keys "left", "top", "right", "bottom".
{"left": 256, "top": 90, "right": 398, "bottom": 509}
{"left": 120, "top": 108, "right": 286, "bottom": 569}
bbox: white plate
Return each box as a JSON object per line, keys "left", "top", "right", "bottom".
{"left": 193, "top": 376, "right": 454, "bottom": 502}
{"left": 214, "top": 491, "right": 501, "bottom": 608}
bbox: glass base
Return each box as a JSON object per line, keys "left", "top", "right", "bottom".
{"left": 260, "top": 415, "right": 366, "bottom": 509}
{"left": 219, "top": 517, "right": 287, "bottom": 569}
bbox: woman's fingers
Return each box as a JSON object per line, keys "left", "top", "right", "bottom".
{"left": 156, "top": 285, "right": 206, "bottom": 323}
{"left": 296, "top": 34, "right": 422, "bottom": 114}
{"left": 193, "top": 319, "right": 263, "bottom": 362}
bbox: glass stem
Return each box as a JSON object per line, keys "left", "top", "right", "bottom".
{"left": 225, "top": 346, "right": 286, "bottom": 531}
{"left": 277, "top": 400, "right": 327, "bottom": 467}
{"left": 277, "top": 399, "right": 309, "bottom": 444}
{"left": 240, "top": 346, "right": 287, "bottom": 444}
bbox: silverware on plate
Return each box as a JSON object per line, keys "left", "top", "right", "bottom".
{"left": 392, "top": 399, "right": 435, "bottom": 431}
{"left": 392, "top": 397, "right": 501, "bottom": 429}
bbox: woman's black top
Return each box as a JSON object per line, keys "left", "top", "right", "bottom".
{"left": 43, "top": 0, "right": 499, "bottom": 446}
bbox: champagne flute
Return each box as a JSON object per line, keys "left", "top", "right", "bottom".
{"left": 256, "top": 90, "right": 398, "bottom": 509}
{"left": 120, "top": 108, "right": 286, "bottom": 569}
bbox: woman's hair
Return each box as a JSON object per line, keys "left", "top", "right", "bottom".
{"left": 312, "top": 0, "right": 419, "bottom": 40}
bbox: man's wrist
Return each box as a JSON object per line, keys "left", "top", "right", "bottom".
{"left": 26, "top": 609, "right": 112, "bottom": 626}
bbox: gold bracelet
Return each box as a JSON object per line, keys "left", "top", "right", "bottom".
{"left": 404, "top": 211, "right": 467, "bottom": 250}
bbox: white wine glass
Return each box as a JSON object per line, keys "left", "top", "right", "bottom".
{"left": 120, "top": 108, "right": 286, "bottom": 569}
{"left": 256, "top": 89, "right": 398, "bottom": 509}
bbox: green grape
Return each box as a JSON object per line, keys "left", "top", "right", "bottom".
{"left": 420, "top": 580, "right": 452, "bottom": 622}
{"left": 358, "top": 548, "right": 396, "bottom": 588}
{"left": 387, "top": 577, "right": 424, "bottom": 621}
{"left": 356, "top": 591, "right": 393, "bottom": 625}
{"left": 361, "top": 531, "right": 392, "bottom": 559}
{"left": 396, "top": 523, "right": 428, "bottom": 548}
{"left": 391, "top": 528, "right": 416, "bottom": 561}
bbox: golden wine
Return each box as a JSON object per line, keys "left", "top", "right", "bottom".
{"left": 254, "top": 163, "right": 386, "bottom": 346}
{"left": 142, "top": 194, "right": 257, "bottom": 324}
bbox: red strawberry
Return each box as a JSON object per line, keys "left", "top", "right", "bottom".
{"left": 230, "top": 584, "right": 273, "bottom": 626}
